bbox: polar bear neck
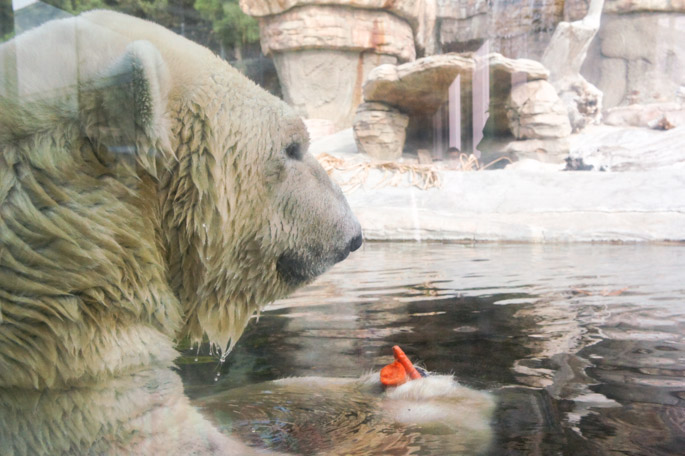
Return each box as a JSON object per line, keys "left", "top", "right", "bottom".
{"left": 0, "top": 127, "right": 182, "bottom": 389}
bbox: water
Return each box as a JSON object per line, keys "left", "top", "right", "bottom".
{"left": 178, "top": 243, "right": 685, "bottom": 455}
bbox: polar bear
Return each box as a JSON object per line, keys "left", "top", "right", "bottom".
{"left": 0, "top": 10, "right": 361, "bottom": 455}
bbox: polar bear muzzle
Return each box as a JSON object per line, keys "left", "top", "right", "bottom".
{"left": 277, "top": 230, "right": 362, "bottom": 286}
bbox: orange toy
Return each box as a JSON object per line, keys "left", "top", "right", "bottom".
{"left": 380, "top": 345, "right": 422, "bottom": 387}
{"left": 380, "top": 361, "right": 407, "bottom": 386}
{"left": 392, "top": 345, "right": 422, "bottom": 380}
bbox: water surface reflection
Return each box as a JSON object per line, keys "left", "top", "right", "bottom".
{"left": 180, "top": 243, "right": 685, "bottom": 455}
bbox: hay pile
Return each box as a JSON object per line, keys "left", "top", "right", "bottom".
{"left": 316, "top": 153, "right": 511, "bottom": 192}
{"left": 316, "top": 154, "right": 441, "bottom": 192}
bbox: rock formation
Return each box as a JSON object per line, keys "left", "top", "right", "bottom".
{"left": 583, "top": 0, "right": 685, "bottom": 108}
{"left": 506, "top": 80, "right": 572, "bottom": 140}
{"left": 240, "top": 0, "right": 428, "bottom": 130}
{"left": 239, "top": 0, "right": 586, "bottom": 131}
{"left": 485, "top": 54, "right": 552, "bottom": 135}
{"left": 437, "top": 0, "right": 566, "bottom": 59}
{"left": 542, "top": 0, "right": 604, "bottom": 131}
{"left": 361, "top": 54, "right": 477, "bottom": 115}
{"left": 240, "top": 0, "right": 685, "bottom": 140}
{"left": 353, "top": 53, "right": 571, "bottom": 163}
{"left": 353, "top": 102, "right": 409, "bottom": 160}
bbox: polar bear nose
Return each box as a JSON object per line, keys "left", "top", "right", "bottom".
{"left": 334, "top": 228, "right": 362, "bottom": 263}
{"left": 349, "top": 233, "right": 363, "bottom": 252}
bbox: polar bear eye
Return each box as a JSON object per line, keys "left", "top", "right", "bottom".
{"left": 284, "top": 143, "right": 302, "bottom": 160}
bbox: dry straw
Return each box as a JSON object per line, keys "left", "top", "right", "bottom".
{"left": 316, "top": 153, "right": 512, "bottom": 192}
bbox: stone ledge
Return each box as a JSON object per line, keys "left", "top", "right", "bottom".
{"left": 241, "top": 0, "right": 423, "bottom": 27}
{"left": 356, "top": 208, "right": 685, "bottom": 242}
{"left": 258, "top": 5, "right": 416, "bottom": 61}
{"left": 604, "top": 0, "right": 685, "bottom": 13}
{"left": 342, "top": 167, "right": 685, "bottom": 242}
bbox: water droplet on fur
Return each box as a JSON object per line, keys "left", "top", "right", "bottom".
{"left": 219, "top": 343, "right": 233, "bottom": 364}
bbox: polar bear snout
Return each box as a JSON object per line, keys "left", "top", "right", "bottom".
{"left": 277, "top": 218, "right": 362, "bottom": 287}
{"left": 349, "top": 232, "right": 363, "bottom": 253}
{"left": 333, "top": 227, "right": 363, "bottom": 263}
{"left": 339, "top": 213, "right": 363, "bottom": 258}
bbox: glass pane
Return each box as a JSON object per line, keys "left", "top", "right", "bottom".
{"left": 2, "top": 1, "right": 684, "bottom": 455}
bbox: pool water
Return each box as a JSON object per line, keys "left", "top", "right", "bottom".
{"left": 178, "top": 243, "right": 685, "bottom": 455}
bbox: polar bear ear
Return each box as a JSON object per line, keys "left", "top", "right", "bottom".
{"left": 81, "top": 40, "right": 171, "bottom": 177}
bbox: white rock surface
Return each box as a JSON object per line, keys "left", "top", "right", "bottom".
{"left": 603, "top": 103, "right": 685, "bottom": 129}
{"left": 542, "top": 0, "right": 604, "bottom": 131}
{"left": 507, "top": 80, "right": 572, "bottom": 139}
{"left": 569, "top": 125, "right": 685, "bottom": 170}
{"left": 590, "top": 12, "right": 685, "bottom": 108}
{"left": 346, "top": 169, "right": 685, "bottom": 242}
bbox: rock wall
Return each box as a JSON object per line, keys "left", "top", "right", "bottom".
{"left": 435, "top": 0, "right": 685, "bottom": 109}
{"left": 273, "top": 49, "right": 397, "bottom": 130}
{"left": 241, "top": 0, "right": 685, "bottom": 130}
{"left": 240, "top": 1, "right": 421, "bottom": 130}
{"left": 437, "top": 0, "right": 567, "bottom": 59}
{"left": 582, "top": 10, "right": 685, "bottom": 108}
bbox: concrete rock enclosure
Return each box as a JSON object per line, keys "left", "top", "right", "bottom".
{"left": 240, "top": 0, "right": 685, "bottom": 161}
{"left": 239, "top": 0, "right": 577, "bottom": 132}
